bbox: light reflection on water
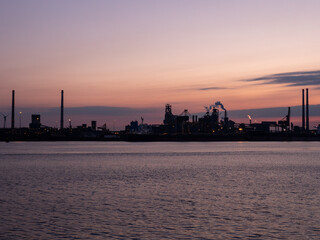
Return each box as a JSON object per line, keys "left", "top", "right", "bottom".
{"left": 0, "top": 142, "right": 320, "bottom": 239}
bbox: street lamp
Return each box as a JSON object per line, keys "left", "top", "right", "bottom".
{"left": 19, "top": 112, "right": 22, "bottom": 128}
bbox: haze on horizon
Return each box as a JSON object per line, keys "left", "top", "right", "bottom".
{"left": 1, "top": 0, "right": 320, "bottom": 128}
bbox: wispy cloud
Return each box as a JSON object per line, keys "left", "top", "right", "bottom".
{"left": 172, "top": 85, "right": 230, "bottom": 92}
{"left": 244, "top": 70, "right": 320, "bottom": 87}
{"left": 198, "top": 87, "right": 230, "bottom": 91}
{"left": 53, "top": 106, "right": 159, "bottom": 116}
{"left": 0, "top": 106, "right": 160, "bottom": 117}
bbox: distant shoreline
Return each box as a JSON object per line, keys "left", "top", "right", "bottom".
{"left": 2, "top": 133, "right": 320, "bottom": 142}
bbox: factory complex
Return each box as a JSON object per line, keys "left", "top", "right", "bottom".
{"left": 1, "top": 89, "right": 320, "bottom": 141}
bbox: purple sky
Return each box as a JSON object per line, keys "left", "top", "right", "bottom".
{"left": 1, "top": 0, "right": 320, "bottom": 129}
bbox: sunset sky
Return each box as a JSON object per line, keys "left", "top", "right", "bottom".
{"left": 1, "top": 0, "right": 320, "bottom": 128}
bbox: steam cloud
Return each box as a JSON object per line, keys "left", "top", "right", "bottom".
{"left": 215, "top": 101, "right": 226, "bottom": 111}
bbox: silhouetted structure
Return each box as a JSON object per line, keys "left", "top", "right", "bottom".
{"left": 60, "top": 90, "right": 64, "bottom": 130}
{"left": 198, "top": 108, "right": 219, "bottom": 133}
{"left": 91, "top": 121, "right": 97, "bottom": 131}
{"left": 278, "top": 107, "right": 291, "bottom": 131}
{"left": 164, "top": 104, "right": 175, "bottom": 125}
{"left": 11, "top": 90, "right": 15, "bottom": 129}
{"left": 29, "top": 114, "right": 41, "bottom": 128}
{"left": 0, "top": 113, "right": 7, "bottom": 128}
{"left": 302, "top": 89, "right": 305, "bottom": 131}
{"left": 306, "top": 88, "right": 309, "bottom": 131}
{"left": 163, "top": 104, "right": 176, "bottom": 133}
{"left": 301, "top": 88, "right": 310, "bottom": 132}
{"left": 2, "top": 89, "right": 320, "bottom": 141}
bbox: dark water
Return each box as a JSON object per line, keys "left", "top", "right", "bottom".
{"left": 0, "top": 142, "right": 319, "bottom": 239}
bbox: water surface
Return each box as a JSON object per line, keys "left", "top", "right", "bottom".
{"left": 0, "top": 142, "right": 319, "bottom": 239}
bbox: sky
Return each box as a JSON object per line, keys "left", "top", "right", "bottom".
{"left": 0, "top": 0, "right": 320, "bottom": 129}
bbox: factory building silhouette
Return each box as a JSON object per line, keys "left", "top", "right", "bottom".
{"left": 29, "top": 115, "right": 41, "bottom": 129}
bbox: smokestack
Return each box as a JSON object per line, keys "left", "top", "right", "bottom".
{"left": 302, "top": 89, "right": 305, "bottom": 130}
{"left": 306, "top": 88, "right": 309, "bottom": 131}
{"left": 248, "top": 115, "right": 252, "bottom": 125}
{"left": 287, "top": 107, "right": 291, "bottom": 131}
{"left": 11, "top": 90, "right": 15, "bottom": 129}
{"left": 60, "top": 90, "right": 64, "bottom": 130}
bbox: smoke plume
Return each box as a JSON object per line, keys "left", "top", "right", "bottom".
{"left": 215, "top": 101, "right": 226, "bottom": 111}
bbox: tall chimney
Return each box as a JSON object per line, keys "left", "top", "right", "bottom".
{"left": 302, "top": 89, "right": 305, "bottom": 130}
{"left": 60, "top": 90, "right": 64, "bottom": 130}
{"left": 11, "top": 90, "right": 15, "bottom": 129}
{"left": 306, "top": 88, "right": 309, "bottom": 131}
{"left": 287, "top": 107, "right": 291, "bottom": 131}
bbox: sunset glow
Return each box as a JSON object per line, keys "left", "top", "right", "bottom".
{"left": 1, "top": 0, "right": 320, "bottom": 128}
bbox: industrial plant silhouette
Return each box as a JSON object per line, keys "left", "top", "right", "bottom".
{"left": 1, "top": 89, "right": 320, "bottom": 141}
